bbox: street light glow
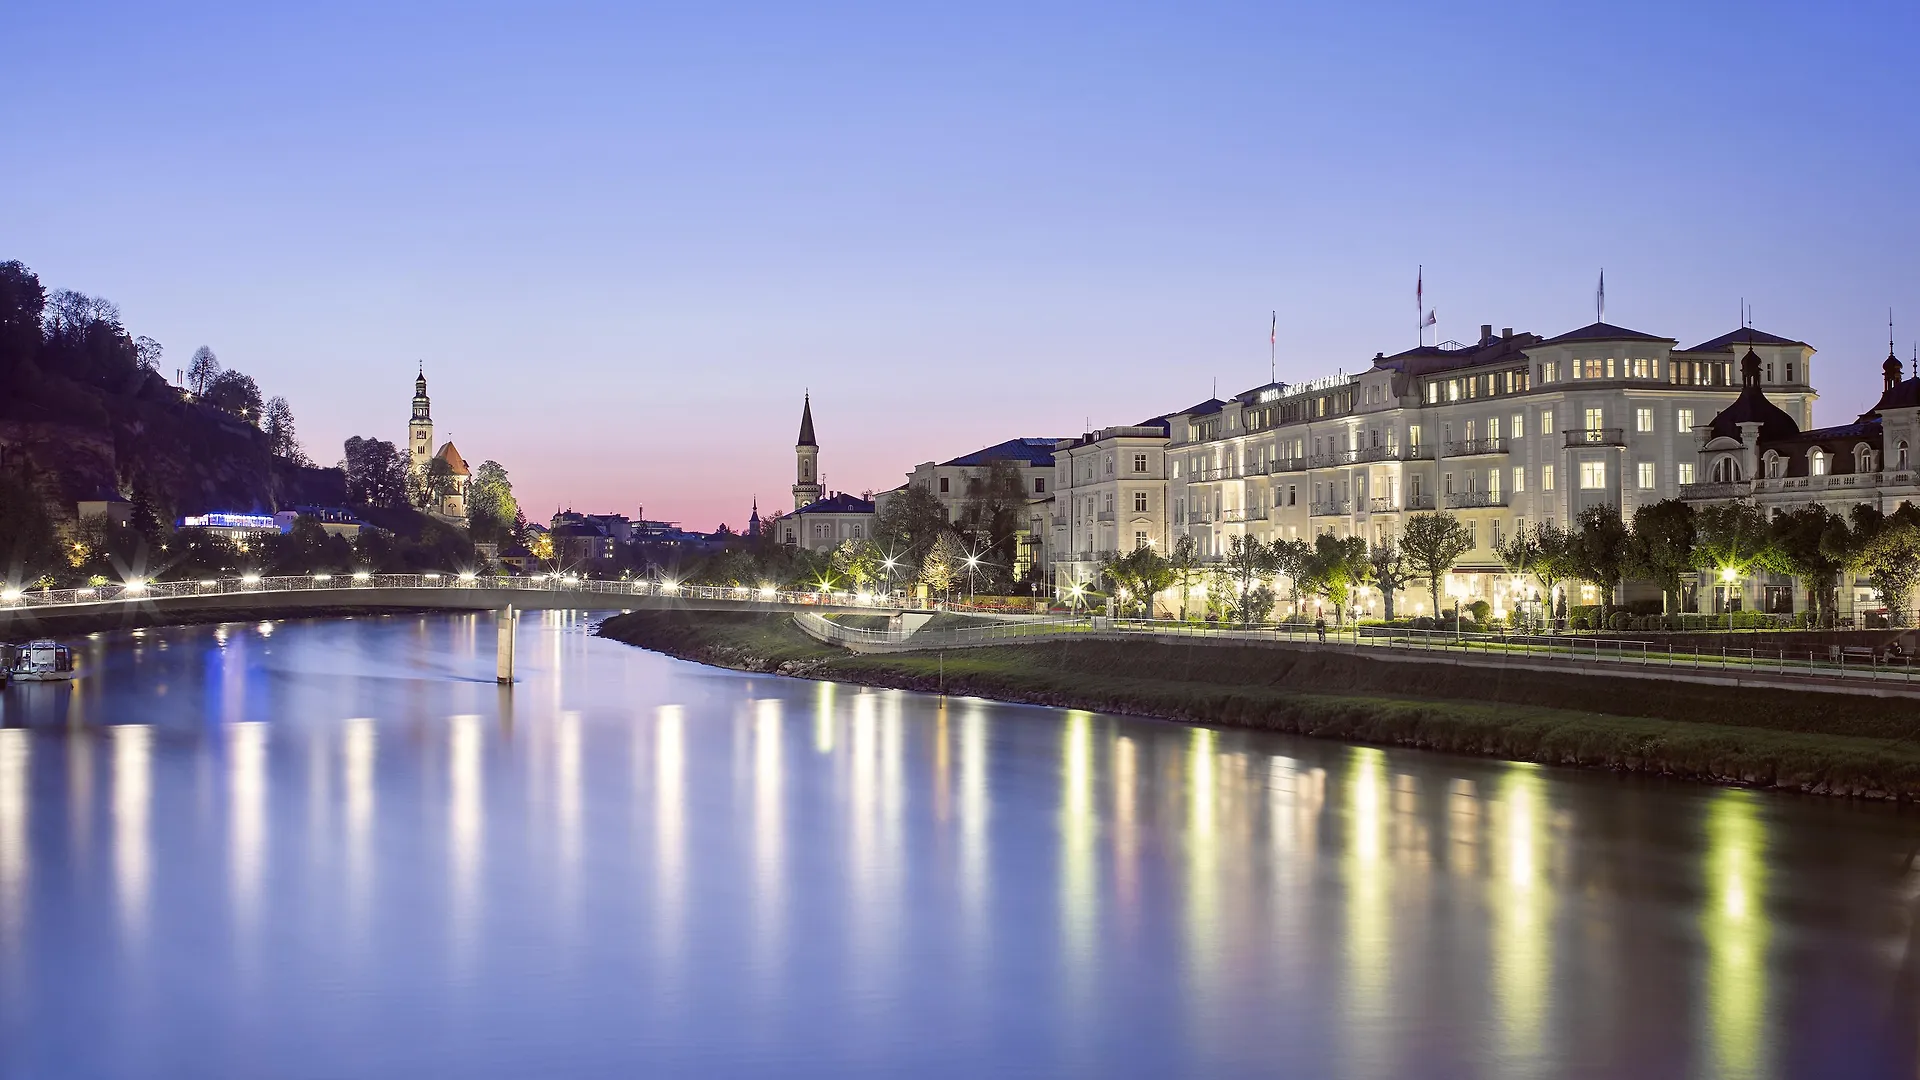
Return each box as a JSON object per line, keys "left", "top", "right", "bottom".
{"left": 241, "top": 573, "right": 261, "bottom": 586}
{"left": 459, "top": 570, "right": 477, "bottom": 582}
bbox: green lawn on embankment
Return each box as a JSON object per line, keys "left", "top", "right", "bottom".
{"left": 594, "top": 610, "right": 1920, "bottom": 798}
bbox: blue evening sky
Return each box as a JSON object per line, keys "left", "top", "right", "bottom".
{"left": 4, "top": 1, "right": 1916, "bottom": 526}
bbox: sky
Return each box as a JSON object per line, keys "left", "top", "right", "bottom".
{"left": 4, "top": 1, "right": 1917, "bottom": 529}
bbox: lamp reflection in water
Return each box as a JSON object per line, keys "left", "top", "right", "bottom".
{"left": 0, "top": 729, "right": 29, "bottom": 949}
{"left": 814, "top": 682, "right": 836, "bottom": 754}
{"left": 111, "top": 725, "right": 153, "bottom": 944}
{"left": 229, "top": 722, "right": 268, "bottom": 934}
{"left": 1184, "top": 728, "right": 1220, "bottom": 1029}
{"left": 1704, "top": 791, "right": 1771, "bottom": 1079}
{"left": 1114, "top": 736, "right": 1138, "bottom": 919}
{"left": 1344, "top": 747, "right": 1391, "bottom": 1078}
{"left": 1060, "top": 711, "right": 1097, "bottom": 1025}
{"left": 1493, "top": 765, "right": 1552, "bottom": 1075}
{"left": 754, "top": 698, "right": 785, "bottom": 979}
{"left": 653, "top": 705, "right": 686, "bottom": 971}
{"left": 344, "top": 718, "right": 377, "bottom": 928}
{"left": 555, "top": 710, "right": 583, "bottom": 922}
{"left": 449, "top": 714, "right": 484, "bottom": 961}
{"left": 959, "top": 703, "right": 990, "bottom": 958}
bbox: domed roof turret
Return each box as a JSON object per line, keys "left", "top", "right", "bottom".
{"left": 1706, "top": 351, "right": 1800, "bottom": 443}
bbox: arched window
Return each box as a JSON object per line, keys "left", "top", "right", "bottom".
{"left": 1712, "top": 455, "right": 1744, "bottom": 483}
{"left": 1899, "top": 441, "right": 1910, "bottom": 471}
{"left": 1763, "top": 451, "right": 1782, "bottom": 479}
{"left": 1856, "top": 443, "right": 1876, "bottom": 474}
{"left": 1809, "top": 449, "right": 1828, "bottom": 477}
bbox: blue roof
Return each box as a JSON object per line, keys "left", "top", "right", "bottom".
{"left": 794, "top": 492, "right": 875, "bottom": 515}
{"left": 940, "top": 437, "right": 1065, "bottom": 467}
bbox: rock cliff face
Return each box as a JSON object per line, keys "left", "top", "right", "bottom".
{"left": 0, "top": 371, "right": 345, "bottom": 522}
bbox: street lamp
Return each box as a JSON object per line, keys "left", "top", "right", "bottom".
{"left": 1720, "top": 566, "right": 1738, "bottom": 632}
{"left": 964, "top": 555, "right": 980, "bottom": 604}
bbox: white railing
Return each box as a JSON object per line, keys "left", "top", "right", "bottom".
{"left": 794, "top": 610, "right": 1920, "bottom": 687}
{"left": 0, "top": 573, "right": 902, "bottom": 612}
{"left": 794, "top": 612, "right": 1089, "bottom": 651}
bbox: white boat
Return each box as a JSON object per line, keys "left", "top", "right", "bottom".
{"left": 8, "top": 640, "right": 77, "bottom": 682}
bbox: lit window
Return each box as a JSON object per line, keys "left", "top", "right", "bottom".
{"left": 1512, "top": 466, "right": 1526, "bottom": 493}
{"left": 1635, "top": 408, "right": 1653, "bottom": 433}
{"left": 1580, "top": 461, "right": 1607, "bottom": 489}
{"left": 1676, "top": 408, "right": 1694, "bottom": 432}
{"left": 1541, "top": 410, "right": 1554, "bottom": 436}
{"left": 1584, "top": 408, "right": 1605, "bottom": 431}
{"left": 1542, "top": 464, "right": 1555, "bottom": 490}
{"left": 1511, "top": 413, "right": 1524, "bottom": 439}
{"left": 1810, "top": 450, "right": 1827, "bottom": 476}
{"left": 1637, "top": 462, "right": 1655, "bottom": 489}
{"left": 1678, "top": 463, "right": 1695, "bottom": 485}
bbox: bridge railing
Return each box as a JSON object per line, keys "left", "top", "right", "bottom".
{"left": 0, "top": 573, "right": 906, "bottom": 613}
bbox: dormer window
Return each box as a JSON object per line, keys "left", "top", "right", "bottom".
{"left": 1809, "top": 449, "right": 1827, "bottom": 476}
{"left": 1763, "top": 451, "right": 1781, "bottom": 479}
{"left": 1899, "top": 441, "right": 1910, "bottom": 471}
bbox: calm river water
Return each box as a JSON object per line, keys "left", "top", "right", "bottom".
{"left": 0, "top": 612, "right": 1916, "bottom": 1077}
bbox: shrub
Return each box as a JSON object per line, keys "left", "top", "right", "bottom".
{"left": 1608, "top": 611, "right": 1632, "bottom": 631}
{"left": 1467, "top": 600, "right": 1491, "bottom": 624}
{"left": 1410, "top": 616, "right": 1434, "bottom": 630}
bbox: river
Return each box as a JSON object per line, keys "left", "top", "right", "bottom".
{"left": 0, "top": 612, "right": 1915, "bottom": 1077}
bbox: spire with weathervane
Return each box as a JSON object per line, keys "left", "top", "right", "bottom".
{"left": 793, "top": 392, "right": 822, "bottom": 511}
{"left": 409, "top": 362, "right": 433, "bottom": 476}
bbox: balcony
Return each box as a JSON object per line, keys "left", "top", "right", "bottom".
{"left": 1404, "top": 494, "right": 1436, "bottom": 511}
{"left": 1310, "top": 499, "right": 1352, "bottom": 516}
{"left": 1564, "top": 427, "right": 1626, "bottom": 447}
{"left": 1443, "top": 437, "right": 1507, "bottom": 457}
{"left": 1193, "top": 465, "right": 1240, "bottom": 482}
{"left": 1368, "top": 497, "right": 1399, "bottom": 512}
{"left": 1219, "top": 507, "right": 1270, "bottom": 523}
{"left": 1679, "top": 481, "right": 1745, "bottom": 501}
{"left": 1262, "top": 456, "right": 1310, "bottom": 474}
{"left": 1095, "top": 511, "right": 1116, "bottom": 523}
{"left": 1444, "top": 491, "right": 1508, "bottom": 509}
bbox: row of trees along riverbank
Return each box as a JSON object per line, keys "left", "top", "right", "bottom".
{"left": 1098, "top": 499, "right": 1920, "bottom": 631}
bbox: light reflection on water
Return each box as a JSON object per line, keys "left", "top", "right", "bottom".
{"left": 0, "top": 612, "right": 1914, "bottom": 1078}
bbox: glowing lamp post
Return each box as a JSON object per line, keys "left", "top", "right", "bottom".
{"left": 1720, "top": 566, "right": 1738, "bottom": 632}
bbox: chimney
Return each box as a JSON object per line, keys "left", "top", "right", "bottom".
{"left": 1501, "top": 327, "right": 1513, "bottom": 340}
{"left": 1480, "top": 324, "right": 1493, "bottom": 344}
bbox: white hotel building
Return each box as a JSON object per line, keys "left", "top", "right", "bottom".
{"left": 1054, "top": 320, "right": 1819, "bottom": 614}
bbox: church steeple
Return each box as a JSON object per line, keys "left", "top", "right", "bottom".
{"left": 793, "top": 393, "right": 822, "bottom": 511}
{"left": 409, "top": 364, "right": 434, "bottom": 476}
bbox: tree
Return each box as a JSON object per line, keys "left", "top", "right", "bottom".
{"left": 134, "top": 335, "right": 163, "bottom": 371}
{"left": 1303, "top": 532, "right": 1370, "bottom": 624}
{"left": 959, "top": 459, "right": 1030, "bottom": 570}
{"left": 1270, "top": 536, "right": 1313, "bottom": 619}
{"left": 410, "top": 456, "right": 457, "bottom": 512}
{"left": 1166, "top": 534, "right": 1203, "bottom": 620}
{"left": 873, "top": 483, "right": 949, "bottom": 568}
{"left": 1768, "top": 504, "right": 1852, "bottom": 626}
{"left": 1849, "top": 504, "right": 1920, "bottom": 626}
{"left": 1528, "top": 522, "right": 1576, "bottom": 617}
{"left": 1217, "top": 534, "right": 1277, "bottom": 626}
{"left": 1368, "top": 542, "right": 1415, "bottom": 622}
{"left": 1627, "top": 499, "right": 1697, "bottom": 612}
{"left": 830, "top": 537, "right": 886, "bottom": 591}
{"left": 342, "top": 436, "right": 410, "bottom": 508}
{"left": 1400, "top": 511, "right": 1474, "bottom": 620}
{"left": 920, "top": 531, "right": 966, "bottom": 597}
{"left": 262, "top": 396, "right": 306, "bottom": 462}
{"left": 204, "top": 369, "right": 263, "bottom": 422}
{"left": 1693, "top": 499, "right": 1774, "bottom": 585}
{"left": 187, "top": 346, "right": 221, "bottom": 396}
{"left": 0, "top": 261, "right": 46, "bottom": 377}
{"left": 1101, "top": 544, "right": 1173, "bottom": 617}
{"left": 1569, "top": 505, "right": 1629, "bottom": 605}
{"left": 467, "top": 460, "right": 517, "bottom": 534}
{"left": 0, "top": 472, "right": 62, "bottom": 587}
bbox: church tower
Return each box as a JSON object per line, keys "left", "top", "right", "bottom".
{"left": 409, "top": 365, "right": 433, "bottom": 476}
{"left": 793, "top": 393, "right": 822, "bottom": 511}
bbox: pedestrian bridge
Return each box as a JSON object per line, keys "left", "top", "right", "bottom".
{"left": 0, "top": 572, "right": 903, "bottom": 631}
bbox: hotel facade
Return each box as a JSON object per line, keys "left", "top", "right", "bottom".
{"left": 1052, "top": 320, "right": 1824, "bottom": 616}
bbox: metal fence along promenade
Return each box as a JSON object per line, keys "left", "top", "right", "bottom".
{"left": 798, "top": 611, "right": 1920, "bottom": 690}
{"left": 0, "top": 573, "right": 896, "bottom": 612}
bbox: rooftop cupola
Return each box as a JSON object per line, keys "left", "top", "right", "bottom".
{"left": 1886, "top": 348, "right": 1904, "bottom": 391}
{"left": 1740, "top": 348, "right": 1762, "bottom": 388}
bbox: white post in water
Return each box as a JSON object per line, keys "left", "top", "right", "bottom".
{"left": 496, "top": 606, "right": 517, "bottom": 683}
